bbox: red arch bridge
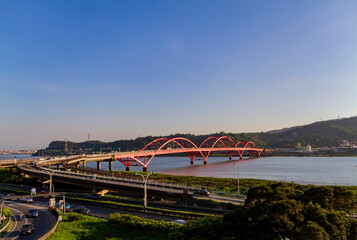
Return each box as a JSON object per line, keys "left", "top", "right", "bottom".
{"left": 114, "top": 136, "right": 264, "bottom": 171}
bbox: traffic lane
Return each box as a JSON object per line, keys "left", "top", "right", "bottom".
{"left": 32, "top": 198, "right": 181, "bottom": 221}
{"left": 70, "top": 202, "right": 182, "bottom": 221}
{"left": 2, "top": 201, "right": 56, "bottom": 240}
{"left": 1, "top": 203, "right": 29, "bottom": 240}
{"left": 194, "top": 194, "right": 245, "bottom": 204}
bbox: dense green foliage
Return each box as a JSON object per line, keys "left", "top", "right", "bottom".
{"left": 37, "top": 116, "right": 357, "bottom": 155}
{"left": 0, "top": 168, "right": 39, "bottom": 186}
{"left": 222, "top": 182, "right": 357, "bottom": 240}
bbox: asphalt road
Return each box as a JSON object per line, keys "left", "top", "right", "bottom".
{"left": 198, "top": 194, "right": 245, "bottom": 204}
{"left": 32, "top": 198, "right": 180, "bottom": 222}
{"left": 1, "top": 201, "right": 56, "bottom": 240}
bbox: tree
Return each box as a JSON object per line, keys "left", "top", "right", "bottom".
{"left": 298, "top": 221, "right": 329, "bottom": 240}
{"left": 303, "top": 186, "right": 334, "bottom": 210}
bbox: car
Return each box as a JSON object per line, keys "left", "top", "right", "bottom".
{"left": 56, "top": 202, "right": 71, "bottom": 209}
{"left": 40, "top": 189, "right": 49, "bottom": 194}
{"left": 88, "top": 194, "right": 100, "bottom": 200}
{"left": 172, "top": 219, "right": 187, "bottom": 225}
{"left": 72, "top": 206, "right": 90, "bottom": 214}
{"left": 6, "top": 193, "right": 16, "bottom": 201}
{"left": 21, "top": 197, "right": 33, "bottom": 203}
{"left": 193, "top": 190, "right": 210, "bottom": 196}
{"left": 19, "top": 223, "right": 34, "bottom": 235}
{"left": 26, "top": 209, "right": 38, "bottom": 218}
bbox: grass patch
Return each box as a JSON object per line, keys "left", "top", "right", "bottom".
{"left": 0, "top": 220, "right": 12, "bottom": 237}
{"left": 47, "top": 213, "right": 167, "bottom": 240}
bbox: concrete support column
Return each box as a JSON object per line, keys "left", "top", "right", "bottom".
{"left": 203, "top": 160, "right": 207, "bottom": 165}
{"left": 57, "top": 164, "right": 60, "bottom": 170}
{"left": 240, "top": 156, "right": 243, "bottom": 160}
{"left": 229, "top": 156, "right": 232, "bottom": 160}
{"left": 108, "top": 160, "right": 113, "bottom": 171}
{"left": 143, "top": 167, "right": 148, "bottom": 172}
{"left": 97, "top": 161, "right": 101, "bottom": 171}
{"left": 82, "top": 161, "right": 86, "bottom": 168}
{"left": 125, "top": 166, "right": 131, "bottom": 171}
{"left": 190, "top": 160, "right": 194, "bottom": 165}
{"left": 76, "top": 162, "right": 80, "bottom": 167}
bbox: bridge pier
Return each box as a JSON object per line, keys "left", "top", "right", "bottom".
{"left": 56, "top": 164, "right": 60, "bottom": 170}
{"left": 76, "top": 162, "right": 80, "bottom": 168}
{"left": 125, "top": 166, "right": 131, "bottom": 171}
{"left": 229, "top": 157, "right": 232, "bottom": 160}
{"left": 190, "top": 160, "right": 194, "bottom": 165}
{"left": 143, "top": 167, "right": 148, "bottom": 172}
{"left": 203, "top": 160, "right": 207, "bottom": 165}
{"left": 108, "top": 160, "right": 113, "bottom": 171}
{"left": 240, "top": 156, "right": 242, "bottom": 160}
{"left": 82, "top": 160, "right": 86, "bottom": 168}
{"left": 97, "top": 161, "right": 101, "bottom": 171}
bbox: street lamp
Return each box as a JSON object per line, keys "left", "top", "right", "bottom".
{"left": 49, "top": 171, "right": 55, "bottom": 193}
{"left": 136, "top": 172, "right": 154, "bottom": 211}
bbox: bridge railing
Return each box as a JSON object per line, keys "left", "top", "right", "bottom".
{"left": 26, "top": 164, "right": 202, "bottom": 192}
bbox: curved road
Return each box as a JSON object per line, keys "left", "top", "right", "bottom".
{"left": 1, "top": 201, "right": 56, "bottom": 240}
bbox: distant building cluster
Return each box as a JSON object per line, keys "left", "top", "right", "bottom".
{"left": 273, "top": 140, "right": 357, "bottom": 156}
{"left": 330, "top": 140, "right": 357, "bottom": 153}
{"left": 0, "top": 149, "right": 36, "bottom": 155}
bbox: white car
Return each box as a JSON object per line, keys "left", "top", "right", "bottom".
{"left": 172, "top": 219, "right": 187, "bottom": 225}
{"left": 21, "top": 197, "right": 33, "bottom": 203}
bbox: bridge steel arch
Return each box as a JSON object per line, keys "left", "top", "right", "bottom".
{"left": 235, "top": 141, "right": 261, "bottom": 158}
{"left": 196, "top": 136, "right": 238, "bottom": 162}
{"left": 114, "top": 137, "right": 263, "bottom": 171}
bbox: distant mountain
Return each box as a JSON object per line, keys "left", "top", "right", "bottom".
{"left": 256, "top": 116, "right": 357, "bottom": 148}
{"left": 36, "top": 116, "right": 357, "bottom": 155}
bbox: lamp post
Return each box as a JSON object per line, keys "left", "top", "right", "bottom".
{"left": 49, "top": 171, "right": 54, "bottom": 193}
{"left": 136, "top": 172, "right": 154, "bottom": 211}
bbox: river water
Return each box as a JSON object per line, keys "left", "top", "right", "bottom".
{"left": 1, "top": 155, "right": 357, "bottom": 186}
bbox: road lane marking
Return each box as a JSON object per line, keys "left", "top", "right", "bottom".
{"left": 2, "top": 205, "right": 28, "bottom": 240}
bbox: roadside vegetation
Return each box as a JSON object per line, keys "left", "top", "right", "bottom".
{"left": 0, "top": 168, "right": 39, "bottom": 186}
{"left": 0, "top": 208, "right": 12, "bottom": 237}
{"left": 47, "top": 182, "right": 357, "bottom": 240}
{"left": 47, "top": 213, "right": 168, "bottom": 240}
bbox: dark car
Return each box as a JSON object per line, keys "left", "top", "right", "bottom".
{"left": 88, "top": 194, "right": 100, "bottom": 200}
{"left": 26, "top": 209, "right": 38, "bottom": 218}
{"left": 19, "top": 223, "right": 34, "bottom": 235}
{"left": 193, "top": 190, "right": 210, "bottom": 196}
{"left": 40, "top": 189, "right": 49, "bottom": 194}
{"left": 72, "top": 206, "right": 90, "bottom": 214}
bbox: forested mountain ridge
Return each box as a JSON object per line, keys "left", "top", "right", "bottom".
{"left": 42, "top": 116, "right": 357, "bottom": 154}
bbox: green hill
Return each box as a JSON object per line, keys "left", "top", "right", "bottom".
{"left": 36, "top": 116, "right": 357, "bottom": 155}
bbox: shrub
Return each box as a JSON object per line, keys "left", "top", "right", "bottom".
{"left": 108, "top": 213, "right": 180, "bottom": 233}
{"left": 67, "top": 213, "right": 83, "bottom": 221}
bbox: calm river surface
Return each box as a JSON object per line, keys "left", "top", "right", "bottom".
{"left": 2, "top": 155, "right": 357, "bottom": 185}
{"left": 83, "top": 156, "right": 357, "bottom": 186}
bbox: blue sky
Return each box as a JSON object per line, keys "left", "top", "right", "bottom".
{"left": 1, "top": 0, "right": 357, "bottom": 149}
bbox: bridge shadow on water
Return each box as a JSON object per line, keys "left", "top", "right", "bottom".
{"left": 162, "top": 157, "right": 258, "bottom": 178}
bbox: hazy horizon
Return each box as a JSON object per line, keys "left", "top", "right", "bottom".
{"left": 1, "top": 1, "right": 357, "bottom": 149}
